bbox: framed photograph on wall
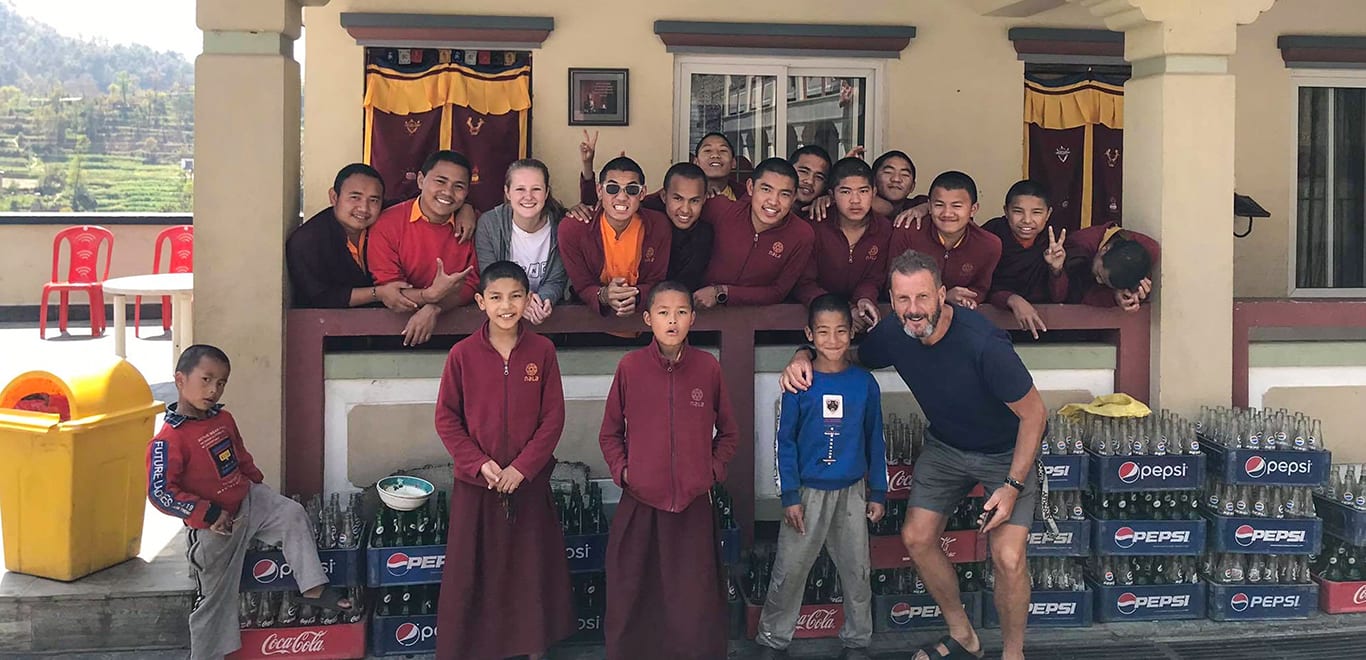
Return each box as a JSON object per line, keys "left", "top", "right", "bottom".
{"left": 569, "top": 68, "right": 629, "bottom": 126}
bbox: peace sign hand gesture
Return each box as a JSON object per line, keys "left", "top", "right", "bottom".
{"left": 580, "top": 130, "right": 599, "bottom": 179}
{"left": 1044, "top": 226, "right": 1067, "bottom": 274}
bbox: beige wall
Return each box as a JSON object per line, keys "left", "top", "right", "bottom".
{"left": 0, "top": 224, "right": 181, "bottom": 307}
{"left": 302, "top": 0, "right": 1104, "bottom": 217}
{"left": 1231, "top": 0, "right": 1366, "bottom": 297}
{"left": 300, "top": 0, "right": 1366, "bottom": 298}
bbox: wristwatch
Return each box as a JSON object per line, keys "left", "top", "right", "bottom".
{"left": 715, "top": 285, "right": 729, "bottom": 305}
{"left": 1004, "top": 476, "right": 1026, "bottom": 493}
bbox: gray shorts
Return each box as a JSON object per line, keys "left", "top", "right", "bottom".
{"left": 908, "top": 435, "right": 1038, "bottom": 529}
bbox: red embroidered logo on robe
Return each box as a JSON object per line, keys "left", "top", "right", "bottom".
{"left": 866, "top": 245, "right": 879, "bottom": 261}
{"left": 524, "top": 363, "right": 540, "bottom": 382}
{"left": 690, "top": 388, "right": 706, "bottom": 408}
{"left": 769, "top": 241, "right": 785, "bottom": 259}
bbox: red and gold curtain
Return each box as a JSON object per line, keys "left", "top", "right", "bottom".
{"left": 1023, "top": 74, "right": 1124, "bottom": 232}
{"left": 363, "top": 49, "right": 531, "bottom": 212}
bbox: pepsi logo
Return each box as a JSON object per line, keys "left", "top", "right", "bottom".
{"left": 889, "top": 602, "right": 913, "bottom": 625}
{"left": 1244, "top": 456, "right": 1266, "bottom": 478}
{"left": 1230, "top": 592, "right": 1250, "bottom": 612}
{"left": 1116, "top": 592, "right": 1138, "bottom": 615}
{"left": 252, "top": 559, "right": 281, "bottom": 584}
{"left": 1234, "top": 524, "right": 1256, "bottom": 547}
{"left": 1114, "top": 526, "right": 1136, "bottom": 549}
{"left": 1118, "top": 461, "right": 1140, "bottom": 484}
{"left": 395, "top": 622, "right": 420, "bottom": 647}
{"left": 386, "top": 552, "right": 411, "bottom": 577}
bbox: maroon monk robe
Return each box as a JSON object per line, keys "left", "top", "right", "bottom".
{"left": 434, "top": 323, "right": 573, "bottom": 660}
{"left": 981, "top": 216, "right": 1068, "bottom": 308}
{"left": 600, "top": 342, "right": 739, "bottom": 660}
{"left": 1062, "top": 222, "right": 1161, "bottom": 308}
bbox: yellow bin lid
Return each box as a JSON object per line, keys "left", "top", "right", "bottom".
{"left": 0, "top": 357, "right": 154, "bottom": 423}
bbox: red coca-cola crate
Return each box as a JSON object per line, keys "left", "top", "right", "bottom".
{"left": 744, "top": 601, "right": 845, "bottom": 640}
{"left": 1314, "top": 575, "right": 1366, "bottom": 614}
{"left": 869, "top": 530, "right": 983, "bottom": 570}
{"left": 228, "top": 622, "right": 367, "bottom": 660}
{"left": 885, "top": 465, "right": 985, "bottom": 500}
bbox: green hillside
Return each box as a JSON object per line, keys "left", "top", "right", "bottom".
{"left": 0, "top": 1, "right": 195, "bottom": 213}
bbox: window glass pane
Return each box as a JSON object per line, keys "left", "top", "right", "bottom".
{"left": 1334, "top": 88, "right": 1366, "bottom": 288}
{"left": 688, "top": 73, "right": 776, "bottom": 178}
{"left": 1297, "top": 86, "right": 1331, "bottom": 289}
{"left": 786, "top": 76, "right": 866, "bottom": 159}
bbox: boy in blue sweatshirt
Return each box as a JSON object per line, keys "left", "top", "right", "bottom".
{"left": 756, "top": 294, "right": 888, "bottom": 660}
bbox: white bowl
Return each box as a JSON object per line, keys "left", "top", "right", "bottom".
{"left": 376, "top": 475, "right": 434, "bottom": 511}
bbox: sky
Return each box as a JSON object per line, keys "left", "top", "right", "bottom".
{"left": 9, "top": 0, "right": 201, "bottom": 60}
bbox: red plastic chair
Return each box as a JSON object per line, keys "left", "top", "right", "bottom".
{"left": 136, "top": 225, "right": 194, "bottom": 337}
{"left": 40, "top": 225, "right": 114, "bottom": 338}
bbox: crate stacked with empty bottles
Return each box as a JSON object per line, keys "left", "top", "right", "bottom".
{"left": 867, "top": 412, "right": 989, "bottom": 634}
{"left": 366, "top": 488, "right": 449, "bottom": 656}
{"left": 1083, "top": 411, "right": 1210, "bottom": 623}
{"left": 231, "top": 493, "right": 370, "bottom": 660}
{"left": 1312, "top": 463, "right": 1366, "bottom": 614}
{"left": 982, "top": 413, "right": 1096, "bottom": 629}
{"left": 1196, "top": 406, "right": 1327, "bottom": 621}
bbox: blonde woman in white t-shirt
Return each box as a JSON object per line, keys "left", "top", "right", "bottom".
{"left": 475, "top": 159, "right": 569, "bottom": 324}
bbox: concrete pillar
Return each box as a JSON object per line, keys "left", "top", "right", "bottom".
{"left": 195, "top": 0, "right": 324, "bottom": 486}
{"left": 1067, "top": 0, "right": 1275, "bottom": 413}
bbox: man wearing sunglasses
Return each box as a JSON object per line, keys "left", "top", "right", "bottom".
{"left": 559, "top": 156, "right": 672, "bottom": 317}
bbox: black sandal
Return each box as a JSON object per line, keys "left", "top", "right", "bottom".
{"left": 295, "top": 586, "right": 354, "bottom": 611}
{"left": 913, "top": 634, "right": 984, "bottom": 660}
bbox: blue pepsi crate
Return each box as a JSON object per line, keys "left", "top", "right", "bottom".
{"left": 1203, "top": 443, "right": 1330, "bottom": 486}
{"left": 873, "top": 591, "right": 981, "bottom": 633}
{"left": 1092, "top": 518, "right": 1206, "bottom": 556}
{"left": 1026, "top": 519, "right": 1092, "bottom": 557}
{"left": 1313, "top": 494, "right": 1366, "bottom": 546}
{"left": 1206, "top": 514, "right": 1322, "bottom": 555}
{"left": 1090, "top": 579, "right": 1207, "bottom": 622}
{"left": 1207, "top": 582, "right": 1317, "bottom": 621}
{"left": 982, "top": 587, "right": 1092, "bottom": 628}
{"left": 563, "top": 532, "right": 609, "bottom": 573}
{"left": 1041, "top": 454, "right": 1089, "bottom": 491}
{"left": 719, "top": 526, "right": 741, "bottom": 565}
{"left": 370, "top": 613, "right": 438, "bottom": 656}
{"left": 1088, "top": 451, "right": 1205, "bottom": 492}
{"left": 366, "top": 544, "right": 445, "bottom": 587}
{"left": 240, "top": 528, "right": 367, "bottom": 591}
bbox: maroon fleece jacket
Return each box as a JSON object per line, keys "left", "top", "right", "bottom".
{"left": 599, "top": 342, "right": 739, "bottom": 513}
{"left": 700, "top": 196, "right": 814, "bottom": 305}
{"left": 436, "top": 323, "right": 566, "bottom": 486}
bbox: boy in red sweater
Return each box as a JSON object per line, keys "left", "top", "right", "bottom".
{"left": 888, "top": 171, "right": 1002, "bottom": 309}
{"left": 147, "top": 345, "right": 351, "bottom": 660}
{"left": 599, "top": 281, "right": 740, "bottom": 660}
{"left": 434, "top": 260, "right": 574, "bottom": 660}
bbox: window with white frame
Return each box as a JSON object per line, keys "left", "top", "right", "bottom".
{"left": 673, "top": 57, "right": 882, "bottom": 174}
{"left": 1294, "top": 72, "right": 1366, "bottom": 293}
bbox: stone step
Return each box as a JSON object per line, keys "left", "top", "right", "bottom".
{"left": 0, "top": 537, "right": 193, "bottom": 654}
{"left": 0, "top": 516, "right": 193, "bottom": 654}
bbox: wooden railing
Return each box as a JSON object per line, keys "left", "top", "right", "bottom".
{"left": 1232, "top": 298, "right": 1366, "bottom": 407}
{"left": 285, "top": 303, "right": 1150, "bottom": 542}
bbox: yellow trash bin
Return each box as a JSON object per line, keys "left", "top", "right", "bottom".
{"left": 0, "top": 357, "right": 162, "bottom": 581}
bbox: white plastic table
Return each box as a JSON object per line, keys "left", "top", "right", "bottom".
{"left": 102, "top": 273, "right": 194, "bottom": 361}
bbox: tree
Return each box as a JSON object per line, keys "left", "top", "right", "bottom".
{"left": 66, "top": 156, "right": 96, "bottom": 211}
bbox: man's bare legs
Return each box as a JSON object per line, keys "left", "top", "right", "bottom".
{"left": 989, "top": 524, "right": 1030, "bottom": 660}
{"left": 902, "top": 506, "right": 981, "bottom": 659}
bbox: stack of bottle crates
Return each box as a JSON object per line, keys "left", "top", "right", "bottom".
{"left": 1200, "top": 406, "right": 1326, "bottom": 621}
{"left": 1085, "top": 411, "right": 1207, "bottom": 624}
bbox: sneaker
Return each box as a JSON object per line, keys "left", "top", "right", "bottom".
{"left": 756, "top": 647, "right": 790, "bottom": 660}
{"left": 839, "top": 648, "right": 872, "bottom": 660}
